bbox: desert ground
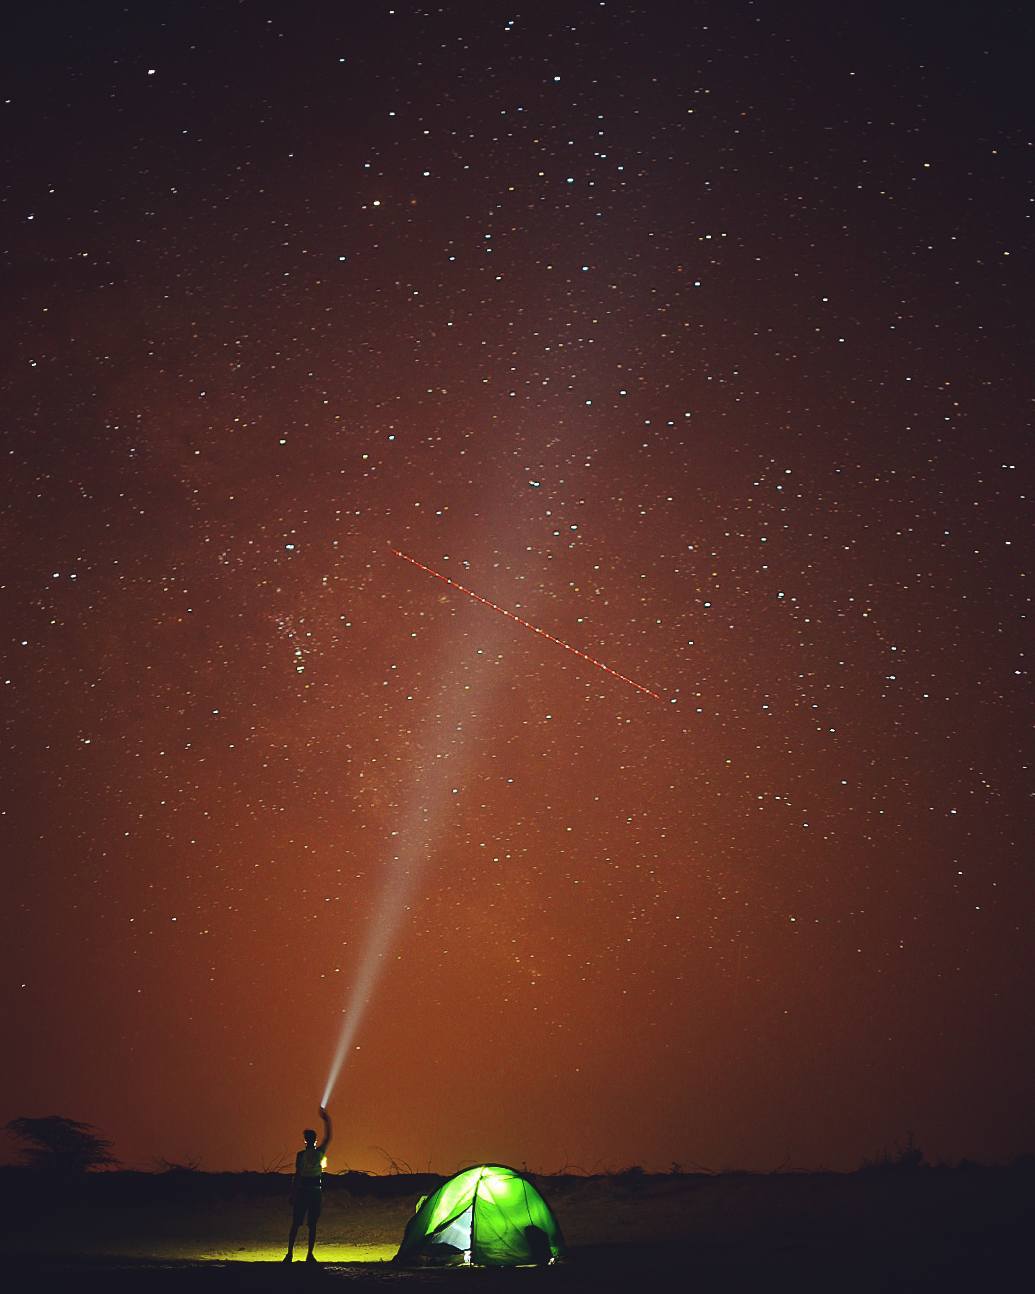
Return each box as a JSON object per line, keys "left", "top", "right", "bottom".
{"left": 2, "top": 1163, "right": 1031, "bottom": 1291}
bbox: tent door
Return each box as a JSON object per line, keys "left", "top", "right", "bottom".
{"left": 434, "top": 1204, "right": 474, "bottom": 1259}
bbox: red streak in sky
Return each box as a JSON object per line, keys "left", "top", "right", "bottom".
{"left": 390, "top": 547, "right": 662, "bottom": 701}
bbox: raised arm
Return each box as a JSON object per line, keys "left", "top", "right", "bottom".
{"left": 317, "top": 1106, "right": 333, "bottom": 1153}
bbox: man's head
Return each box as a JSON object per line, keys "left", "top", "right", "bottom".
{"left": 303, "top": 1128, "right": 317, "bottom": 1147}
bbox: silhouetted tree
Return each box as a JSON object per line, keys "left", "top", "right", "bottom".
{"left": 5, "top": 1115, "right": 118, "bottom": 1177}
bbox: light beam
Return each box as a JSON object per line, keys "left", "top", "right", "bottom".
{"left": 321, "top": 619, "right": 507, "bottom": 1107}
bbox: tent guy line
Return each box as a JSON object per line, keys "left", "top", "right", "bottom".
{"left": 389, "top": 545, "right": 663, "bottom": 701}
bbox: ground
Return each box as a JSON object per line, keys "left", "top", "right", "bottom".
{"left": 2, "top": 1165, "right": 1030, "bottom": 1291}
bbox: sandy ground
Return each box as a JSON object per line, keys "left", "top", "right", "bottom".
{"left": 2, "top": 1167, "right": 1032, "bottom": 1291}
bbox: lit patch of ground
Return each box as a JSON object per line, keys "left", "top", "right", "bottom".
{"left": 196, "top": 1242, "right": 397, "bottom": 1263}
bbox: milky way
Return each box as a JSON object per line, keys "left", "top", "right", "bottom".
{"left": 1, "top": 2, "right": 1031, "bottom": 1174}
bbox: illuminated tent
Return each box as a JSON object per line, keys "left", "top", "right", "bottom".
{"left": 394, "top": 1164, "right": 566, "bottom": 1267}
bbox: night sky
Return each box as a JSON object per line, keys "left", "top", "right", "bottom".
{"left": 2, "top": 2, "right": 1031, "bottom": 1176}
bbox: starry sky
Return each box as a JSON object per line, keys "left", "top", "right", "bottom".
{"left": 2, "top": 2, "right": 1031, "bottom": 1175}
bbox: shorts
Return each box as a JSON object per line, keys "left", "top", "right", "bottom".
{"left": 292, "top": 1186, "right": 323, "bottom": 1227}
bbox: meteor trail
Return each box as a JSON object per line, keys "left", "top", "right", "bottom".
{"left": 390, "top": 546, "right": 662, "bottom": 700}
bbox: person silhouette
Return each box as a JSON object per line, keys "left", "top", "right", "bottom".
{"left": 284, "top": 1106, "right": 332, "bottom": 1263}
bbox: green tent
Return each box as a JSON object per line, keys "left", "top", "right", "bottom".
{"left": 394, "top": 1164, "right": 566, "bottom": 1267}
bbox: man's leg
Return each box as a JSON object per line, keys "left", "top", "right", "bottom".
{"left": 306, "top": 1194, "right": 322, "bottom": 1261}
{"left": 285, "top": 1198, "right": 303, "bottom": 1260}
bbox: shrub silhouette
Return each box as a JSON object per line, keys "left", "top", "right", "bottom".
{"left": 861, "top": 1132, "right": 927, "bottom": 1173}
